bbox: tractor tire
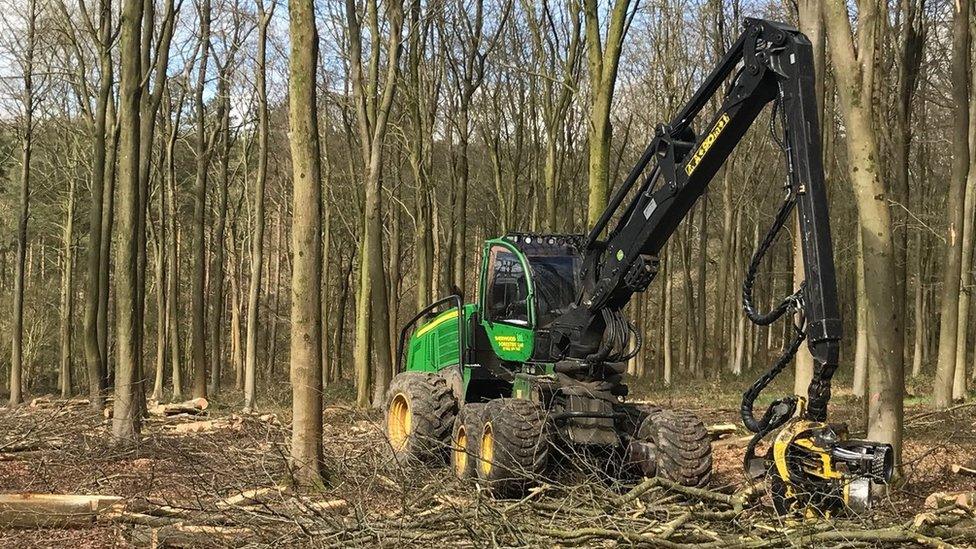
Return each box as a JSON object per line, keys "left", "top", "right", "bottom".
{"left": 638, "top": 409, "right": 712, "bottom": 487}
{"left": 451, "top": 403, "right": 487, "bottom": 479}
{"left": 477, "top": 398, "right": 550, "bottom": 496}
{"left": 385, "top": 372, "right": 457, "bottom": 465}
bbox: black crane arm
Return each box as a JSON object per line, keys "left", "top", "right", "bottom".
{"left": 550, "top": 18, "right": 841, "bottom": 422}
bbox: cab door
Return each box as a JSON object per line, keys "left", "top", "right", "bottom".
{"left": 480, "top": 242, "right": 535, "bottom": 363}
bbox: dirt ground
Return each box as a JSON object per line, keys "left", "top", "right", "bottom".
{"left": 1, "top": 377, "right": 974, "bottom": 548}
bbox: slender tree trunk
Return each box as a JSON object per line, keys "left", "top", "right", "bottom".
{"left": 151, "top": 200, "right": 166, "bottom": 402}
{"left": 98, "top": 98, "right": 117, "bottom": 385}
{"left": 9, "top": 0, "right": 37, "bottom": 407}
{"left": 190, "top": 0, "right": 214, "bottom": 400}
{"left": 59, "top": 175, "right": 77, "bottom": 399}
{"left": 953, "top": 59, "right": 976, "bottom": 398}
{"left": 933, "top": 0, "right": 971, "bottom": 408}
{"left": 853, "top": 229, "right": 868, "bottom": 397}
{"left": 244, "top": 0, "right": 272, "bottom": 412}
{"left": 208, "top": 100, "right": 232, "bottom": 396}
{"left": 288, "top": 0, "right": 325, "bottom": 485}
{"left": 166, "top": 120, "right": 183, "bottom": 402}
{"left": 112, "top": 0, "right": 145, "bottom": 440}
{"left": 84, "top": 0, "right": 112, "bottom": 411}
{"left": 911, "top": 231, "right": 925, "bottom": 378}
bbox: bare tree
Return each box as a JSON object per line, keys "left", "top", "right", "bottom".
{"left": 112, "top": 0, "right": 145, "bottom": 440}
{"left": 244, "top": 0, "right": 274, "bottom": 412}
{"left": 823, "top": 0, "right": 905, "bottom": 465}
{"left": 347, "top": 0, "right": 406, "bottom": 407}
{"left": 932, "top": 0, "right": 970, "bottom": 408}
{"left": 582, "top": 0, "right": 633, "bottom": 225}
{"left": 288, "top": 0, "right": 325, "bottom": 486}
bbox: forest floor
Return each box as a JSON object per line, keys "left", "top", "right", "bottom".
{"left": 1, "top": 375, "right": 974, "bottom": 548}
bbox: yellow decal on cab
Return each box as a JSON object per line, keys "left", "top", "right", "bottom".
{"left": 493, "top": 335, "right": 524, "bottom": 352}
{"left": 684, "top": 113, "right": 730, "bottom": 177}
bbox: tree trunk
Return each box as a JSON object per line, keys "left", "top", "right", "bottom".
{"left": 852, "top": 229, "right": 868, "bottom": 397}
{"left": 59, "top": 173, "right": 77, "bottom": 399}
{"left": 244, "top": 0, "right": 272, "bottom": 412}
{"left": 112, "top": 0, "right": 145, "bottom": 441}
{"left": 98, "top": 98, "right": 117, "bottom": 385}
{"left": 933, "top": 0, "right": 970, "bottom": 408}
{"left": 953, "top": 53, "right": 976, "bottom": 398}
{"left": 208, "top": 97, "right": 232, "bottom": 396}
{"left": 287, "top": 0, "right": 325, "bottom": 486}
{"left": 84, "top": 0, "right": 112, "bottom": 411}
{"left": 824, "top": 0, "right": 905, "bottom": 465}
{"left": 9, "top": 0, "right": 38, "bottom": 407}
{"left": 190, "top": 0, "right": 214, "bottom": 400}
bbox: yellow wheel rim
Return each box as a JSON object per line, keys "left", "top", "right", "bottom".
{"left": 453, "top": 425, "right": 468, "bottom": 476}
{"left": 388, "top": 393, "right": 411, "bottom": 451}
{"left": 480, "top": 422, "right": 494, "bottom": 477}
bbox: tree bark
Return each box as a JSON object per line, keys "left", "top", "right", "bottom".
{"left": 112, "top": 0, "right": 145, "bottom": 440}
{"left": 582, "top": 0, "right": 631, "bottom": 226}
{"left": 84, "top": 0, "right": 112, "bottom": 411}
{"left": 933, "top": 0, "right": 970, "bottom": 408}
{"left": 59, "top": 170, "right": 77, "bottom": 399}
{"left": 287, "top": 0, "right": 325, "bottom": 486}
{"left": 190, "top": 0, "right": 214, "bottom": 400}
{"left": 823, "top": 0, "right": 905, "bottom": 464}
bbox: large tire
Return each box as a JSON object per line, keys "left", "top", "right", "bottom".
{"left": 451, "top": 403, "right": 486, "bottom": 479}
{"left": 477, "top": 398, "right": 550, "bottom": 496}
{"left": 638, "top": 409, "right": 712, "bottom": 487}
{"left": 385, "top": 372, "right": 457, "bottom": 465}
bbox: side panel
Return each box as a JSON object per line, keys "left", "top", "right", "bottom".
{"left": 404, "top": 304, "right": 474, "bottom": 373}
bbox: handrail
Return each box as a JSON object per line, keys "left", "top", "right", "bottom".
{"left": 396, "top": 294, "right": 465, "bottom": 374}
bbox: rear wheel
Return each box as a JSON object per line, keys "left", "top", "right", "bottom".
{"left": 451, "top": 403, "right": 486, "bottom": 479}
{"left": 637, "top": 409, "right": 712, "bottom": 487}
{"left": 477, "top": 398, "right": 550, "bottom": 496}
{"left": 385, "top": 372, "right": 457, "bottom": 464}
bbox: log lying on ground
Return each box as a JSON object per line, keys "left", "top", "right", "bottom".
{"left": 130, "top": 524, "right": 253, "bottom": 547}
{"left": 149, "top": 398, "right": 209, "bottom": 417}
{"left": 167, "top": 415, "right": 244, "bottom": 435}
{"left": 216, "top": 486, "right": 289, "bottom": 509}
{"left": 0, "top": 494, "right": 122, "bottom": 528}
{"left": 706, "top": 423, "right": 738, "bottom": 440}
{"left": 925, "top": 491, "right": 975, "bottom": 509}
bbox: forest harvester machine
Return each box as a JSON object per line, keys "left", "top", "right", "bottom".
{"left": 384, "top": 18, "right": 894, "bottom": 516}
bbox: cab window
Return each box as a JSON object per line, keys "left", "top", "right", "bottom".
{"left": 485, "top": 245, "right": 529, "bottom": 326}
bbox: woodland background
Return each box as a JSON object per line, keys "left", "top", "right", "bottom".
{"left": 0, "top": 0, "right": 973, "bottom": 484}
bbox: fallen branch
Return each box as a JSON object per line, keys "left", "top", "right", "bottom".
{"left": 951, "top": 464, "right": 976, "bottom": 477}
{"left": 130, "top": 523, "right": 253, "bottom": 547}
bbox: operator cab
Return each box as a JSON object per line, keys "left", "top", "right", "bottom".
{"left": 481, "top": 233, "right": 582, "bottom": 333}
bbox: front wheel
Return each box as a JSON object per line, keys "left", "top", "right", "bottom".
{"left": 635, "top": 409, "right": 712, "bottom": 487}
{"left": 477, "top": 398, "right": 550, "bottom": 496}
{"left": 385, "top": 372, "right": 457, "bottom": 465}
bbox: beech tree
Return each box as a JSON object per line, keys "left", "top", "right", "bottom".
{"left": 288, "top": 0, "right": 325, "bottom": 485}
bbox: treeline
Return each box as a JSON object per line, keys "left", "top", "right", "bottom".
{"left": 0, "top": 0, "right": 973, "bottom": 467}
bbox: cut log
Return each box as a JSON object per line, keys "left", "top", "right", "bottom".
{"left": 925, "top": 491, "right": 975, "bottom": 509}
{"left": 706, "top": 423, "right": 738, "bottom": 440}
{"left": 712, "top": 435, "right": 753, "bottom": 449}
{"left": 0, "top": 494, "right": 122, "bottom": 528}
{"left": 216, "top": 486, "right": 288, "bottom": 509}
{"left": 951, "top": 464, "right": 976, "bottom": 477}
{"left": 149, "top": 398, "right": 209, "bottom": 417}
{"left": 303, "top": 498, "right": 350, "bottom": 514}
{"left": 130, "top": 524, "right": 252, "bottom": 547}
